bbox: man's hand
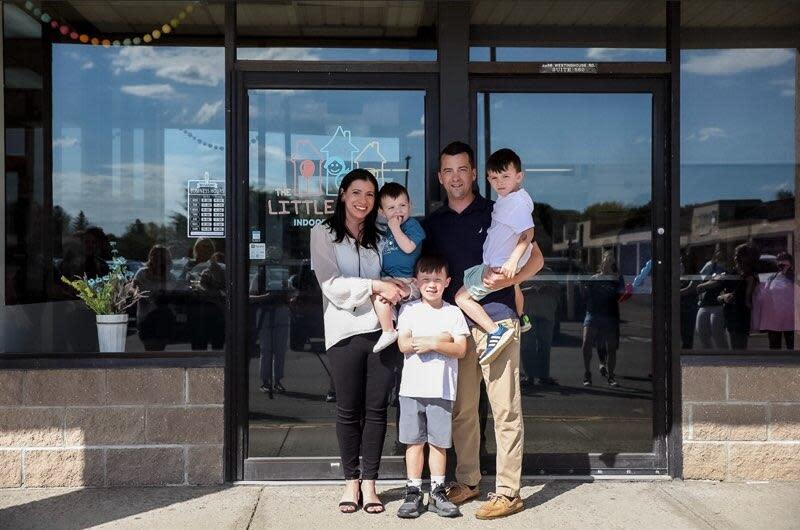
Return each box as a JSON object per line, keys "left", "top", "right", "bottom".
{"left": 482, "top": 267, "right": 514, "bottom": 291}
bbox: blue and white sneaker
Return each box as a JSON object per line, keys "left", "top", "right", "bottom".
{"left": 478, "top": 324, "right": 515, "bottom": 366}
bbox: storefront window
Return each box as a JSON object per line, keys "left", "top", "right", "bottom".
{"left": 680, "top": 49, "right": 798, "bottom": 352}
{"left": 4, "top": 1, "right": 227, "bottom": 353}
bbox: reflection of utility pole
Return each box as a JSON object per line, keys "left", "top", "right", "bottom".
{"left": 404, "top": 155, "right": 411, "bottom": 189}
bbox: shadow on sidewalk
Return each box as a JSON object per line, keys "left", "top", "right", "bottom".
{"left": 0, "top": 486, "right": 234, "bottom": 530}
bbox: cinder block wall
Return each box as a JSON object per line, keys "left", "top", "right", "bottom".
{"left": 0, "top": 367, "right": 224, "bottom": 487}
{"left": 682, "top": 362, "right": 800, "bottom": 481}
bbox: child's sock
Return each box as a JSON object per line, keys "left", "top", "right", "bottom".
{"left": 431, "top": 475, "right": 445, "bottom": 490}
{"left": 407, "top": 477, "right": 423, "bottom": 490}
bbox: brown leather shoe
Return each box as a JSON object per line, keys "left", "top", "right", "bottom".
{"left": 475, "top": 493, "right": 524, "bottom": 520}
{"left": 445, "top": 482, "right": 480, "bottom": 505}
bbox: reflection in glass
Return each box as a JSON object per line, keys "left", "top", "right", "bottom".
{"left": 680, "top": 49, "right": 797, "bottom": 352}
{"left": 479, "top": 92, "right": 654, "bottom": 454}
{"left": 246, "top": 89, "right": 426, "bottom": 458}
{"left": 3, "top": 37, "right": 227, "bottom": 352}
{"left": 238, "top": 47, "right": 436, "bottom": 62}
{"left": 470, "top": 47, "right": 666, "bottom": 62}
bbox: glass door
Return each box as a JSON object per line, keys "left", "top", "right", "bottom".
{"left": 472, "top": 78, "right": 668, "bottom": 474}
{"left": 239, "top": 73, "right": 437, "bottom": 479}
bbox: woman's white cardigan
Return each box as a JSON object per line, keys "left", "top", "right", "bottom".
{"left": 310, "top": 223, "right": 383, "bottom": 350}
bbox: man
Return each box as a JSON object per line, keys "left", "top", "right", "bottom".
{"left": 423, "top": 141, "right": 544, "bottom": 519}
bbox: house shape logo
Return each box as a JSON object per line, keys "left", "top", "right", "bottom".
{"left": 290, "top": 138, "right": 324, "bottom": 196}
{"left": 354, "top": 141, "right": 387, "bottom": 188}
{"left": 321, "top": 126, "right": 359, "bottom": 196}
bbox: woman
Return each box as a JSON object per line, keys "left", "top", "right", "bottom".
{"left": 309, "top": 168, "right": 407, "bottom": 514}
{"left": 754, "top": 251, "right": 794, "bottom": 349}
{"left": 694, "top": 246, "right": 728, "bottom": 349}
{"left": 134, "top": 245, "right": 177, "bottom": 351}
{"left": 580, "top": 250, "right": 623, "bottom": 387}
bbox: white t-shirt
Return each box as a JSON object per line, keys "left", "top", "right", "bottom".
{"left": 397, "top": 300, "right": 470, "bottom": 401}
{"left": 483, "top": 188, "right": 535, "bottom": 269}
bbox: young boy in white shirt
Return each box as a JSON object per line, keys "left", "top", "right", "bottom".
{"left": 396, "top": 254, "right": 469, "bottom": 519}
{"left": 455, "top": 148, "right": 535, "bottom": 365}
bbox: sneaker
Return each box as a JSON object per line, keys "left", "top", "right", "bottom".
{"left": 582, "top": 371, "right": 592, "bottom": 386}
{"left": 519, "top": 314, "right": 532, "bottom": 333}
{"left": 273, "top": 381, "right": 286, "bottom": 393}
{"left": 445, "top": 482, "right": 480, "bottom": 505}
{"left": 324, "top": 390, "right": 336, "bottom": 403}
{"left": 608, "top": 375, "right": 619, "bottom": 387}
{"left": 599, "top": 363, "right": 609, "bottom": 377}
{"left": 428, "top": 485, "right": 460, "bottom": 517}
{"left": 475, "top": 493, "right": 524, "bottom": 520}
{"left": 373, "top": 330, "right": 399, "bottom": 353}
{"left": 479, "top": 324, "right": 515, "bottom": 365}
{"left": 396, "top": 486, "right": 424, "bottom": 519}
{"left": 259, "top": 384, "right": 273, "bottom": 399}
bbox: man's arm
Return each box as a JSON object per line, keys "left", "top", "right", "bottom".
{"left": 484, "top": 240, "right": 544, "bottom": 291}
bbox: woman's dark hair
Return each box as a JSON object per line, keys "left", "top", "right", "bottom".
{"left": 146, "top": 244, "right": 172, "bottom": 281}
{"left": 322, "top": 168, "right": 381, "bottom": 250}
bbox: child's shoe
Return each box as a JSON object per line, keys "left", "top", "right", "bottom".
{"left": 519, "top": 314, "right": 532, "bottom": 333}
{"left": 373, "top": 330, "right": 399, "bottom": 353}
{"left": 428, "top": 484, "right": 460, "bottom": 517}
{"left": 397, "top": 486, "right": 424, "bottom": 518}
{"left": 478, "top": 324, "right": 515, "bottom": 365}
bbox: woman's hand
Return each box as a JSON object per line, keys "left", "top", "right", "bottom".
{"left": 372, "top": 279, "right": 404, "bottom": 304}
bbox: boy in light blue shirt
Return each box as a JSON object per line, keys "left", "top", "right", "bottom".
{"left": 372, "top": 182, "right": 425, "bottom": 352}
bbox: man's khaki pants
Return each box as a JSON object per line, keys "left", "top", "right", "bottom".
{"left": 452, "top": 318, "right": 523, "bottom": 498}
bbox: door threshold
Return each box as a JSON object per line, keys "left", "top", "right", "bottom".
{"left": 234, "top": 475, "right": 671, "bottom": 486}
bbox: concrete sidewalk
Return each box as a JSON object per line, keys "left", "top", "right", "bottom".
{"left": 0, "top": 480, "right": 798, "bottom": 529}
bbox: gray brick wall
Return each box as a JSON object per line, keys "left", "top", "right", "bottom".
{"left": 682, "top": 363, "right": 800, "bottom": 481}
{"left": 0, "top": 367, "right": 224, "bottom": 487}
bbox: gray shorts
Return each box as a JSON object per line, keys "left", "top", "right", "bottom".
{"left": 398, "top": 396, "right": 454, "bottom": 448}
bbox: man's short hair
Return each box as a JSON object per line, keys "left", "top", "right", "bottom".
{"left": 440, "top": 141, "right": 475, "bottom": 169}
{"left": 486, "top": 148, "right": 522, "bottom": 174}
{"left": 414, "top": 253, "right": 450, "bottom": 277}
{"left": 378, "top": 182, "right": 409, "bottom": 203}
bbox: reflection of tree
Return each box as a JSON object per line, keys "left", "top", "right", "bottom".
{"left": 776, "top": 189, "right": 793, "bottom": 201}
{"left": 72, "top": 210, "right": 89, "bottom": 233}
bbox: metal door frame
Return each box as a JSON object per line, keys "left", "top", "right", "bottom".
{"left": 469, "top": 75, "right": 671, "bottom": 475}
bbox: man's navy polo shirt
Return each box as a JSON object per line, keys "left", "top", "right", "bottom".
{"left": 422, "top": 194, "right": 516, "bottom": 323}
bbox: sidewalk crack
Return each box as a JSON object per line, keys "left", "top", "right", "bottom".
{"left": 246, "top": 486, "right": 265, "bottom": 530}
{"left": 656, "top": 484, "right": 722, "bottom": 529}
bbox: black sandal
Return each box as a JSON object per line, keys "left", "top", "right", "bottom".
{"left": 338, "top": 489, "right": 361, "bottom": 514}
{"left": 363, "top": 501, "right": 384, "bottom": 514}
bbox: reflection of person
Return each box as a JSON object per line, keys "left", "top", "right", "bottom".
{"left": 185, "top": 238, "right": 226, "bottom": 350}
{"left": 134, "top": 245, "right": 177, "bottom": 351}
{"left": 372, "top": 182, "right": 425, "bottom": 353}
{"left": 581, "top": 251, "right": 623, "bottom": 387}
{"left": 395, "top": 255, "right": 468, "bottom": 519}
{"left": 720, "top": 243, "right": 757, "bottom": 350}
{"left": 679, "top": 251, "right": 699, "bottom": 349}
{"left": 250, "top": 265, "right": 293, "bottom": 398}
{"left": 309, "top": 168, "right": 409, "bottom": 514}
{"left": 520, "top": 267, "right": 559, "bottom": 387}
{"left": 423, "top": 142, "right": 543, "bottom": 520}
{"left": 454, "top": 148, "right": 535, "bottom": 365}
{"left": 695, "top": 245, "right": 728, "bottom": 349}
{"left": 753, "top": 252, "right": 795, "bottom": 349}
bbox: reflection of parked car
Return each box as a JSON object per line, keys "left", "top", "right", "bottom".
{"left": 288, "top": 260, "right": 325, "bottom": 352}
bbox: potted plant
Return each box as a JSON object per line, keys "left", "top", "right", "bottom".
{"left": 61, "top": 243, "right": 146, "bottom": 352}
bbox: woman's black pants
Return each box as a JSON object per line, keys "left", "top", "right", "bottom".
{"left": 327, "top": 331, "right": 400, "bottom": 480}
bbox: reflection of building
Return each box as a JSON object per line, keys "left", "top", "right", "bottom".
{"left": 551, "top": 197, "right": 795, "bottom": 278}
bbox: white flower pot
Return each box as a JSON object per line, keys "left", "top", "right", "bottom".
{"left": 96, "top": 314, "right": 129, "bottom": 352}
